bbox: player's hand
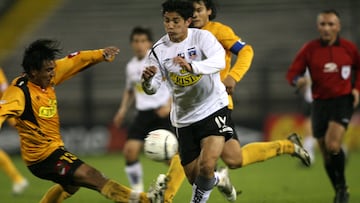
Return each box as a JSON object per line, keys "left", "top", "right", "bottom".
{"left": 142, "top": 66, "right": 157, "bottom": 81}
{"left": 295, "top": 77, "right": 306, "bottom": 89}
{"left": 352, "top": 88, "right": 359, "bottom": 108}
{"left": 103, "top": 46, "right": 120, "bottom": 61}
{"left": 223, "top": 75, "right": 236, "bottom": 95}
{"left": 173, "top": 56, "right": 192, "bottom": 72}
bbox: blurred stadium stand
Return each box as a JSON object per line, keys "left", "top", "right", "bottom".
{"left": 0, "top": 0, "right": 359, "bottom": 131}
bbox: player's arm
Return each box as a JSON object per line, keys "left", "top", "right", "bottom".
{"left": 0, "top": 86, "right": 25, "bottom": 128}
{"left": 113, "top": 89, "right": 134, "bottom": 128}
{"left": 113, "top": 63, "right": 135, "bottom": 127}
{"left": 141, "top": 50, "right": 163, "bottom": 95}
{"left": 54, "top": 47, "right": 119, "bottom": 85}
{"left": 142, "top": 66, "right": 162, "bottom": 95}
{"left": 227, "top": 43, "right": 254, "bottom": 83}
{"left": 286, "top": 44, "right": 309, "bottom": 88}
{"left": 190, "top": 31, "right": 225, "bottom": 74}
{"left": 223, "top": 42, "right": 253, "bottom": 95}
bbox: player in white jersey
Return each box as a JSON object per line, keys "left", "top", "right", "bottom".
{"left": 142, "top": 1, "right": 234, "bottom": 202}
{"left": 146, "top": 29, "right": 228, "bottom": 127}
{"left": 113, "top": 26, "right": 172, "bottom": 192}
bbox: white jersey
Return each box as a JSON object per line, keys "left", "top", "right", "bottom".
{"left": 144, "top": 28, "right": 228, "bottom": 127}
{"left": 125, "top": 53, "right": 170, "bottom": 111}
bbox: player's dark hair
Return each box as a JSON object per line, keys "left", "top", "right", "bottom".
{"left": 22, "top": 39, "right": 61, "bottom": 74}
{"left": 189, "top": 0, "right": 217, "bottom": 20}
{"left": 162, "top": 0, "right": 194, "bottom": 20}
{"left": 130, "top": 26, "right": 154, "bottom": 42}
{"left": 320, "top": 9, "right": 340, "bottom": 19}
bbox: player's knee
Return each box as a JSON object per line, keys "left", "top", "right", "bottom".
{"left": 326, "top": 141, "right": 341, "bottom": 154}
{"left": 224, "top": 159, "right": 242, "bottom": 169}
{"left": 123, "top": 148, "right": 140, "bottom": 161}
{"left": 199, "top": 160, "right": 216, "bottom": 178}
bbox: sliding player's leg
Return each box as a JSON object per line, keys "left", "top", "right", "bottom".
{"left": 221, "top": 133, "right": 311, "bottom": 169}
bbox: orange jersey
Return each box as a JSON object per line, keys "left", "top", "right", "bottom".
{"left": 0, "top": 49, "right": 106, "bottom": 165}
{"left": 202, "top": 21, "right": 254, "bottom": 109}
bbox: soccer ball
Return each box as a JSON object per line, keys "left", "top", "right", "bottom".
{"left": 144, "top": 129, "right": 178, "bottom": 161}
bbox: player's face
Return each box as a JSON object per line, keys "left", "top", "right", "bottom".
{"left": 30, "top": 60, "right": 55, "bottom": 89}
{"left": 317, "top": 13, "right": 341, "bottom": 44}
{"left": 131, "top": 34, "right": 152, "bottom": 59}
{"left": 192, "top": 1, "right": 211, "bottom": 28}
{"left": 163, "top": 11, "right": 191, "bottom": 42}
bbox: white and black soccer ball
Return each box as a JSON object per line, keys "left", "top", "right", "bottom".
{"left": 144, "top": 129, "right": 178, "bottom": 161}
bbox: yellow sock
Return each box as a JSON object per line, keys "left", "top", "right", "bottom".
{"left": 164, "top": 154, "right": 185, "bottom": 203}
{"left": 40, "top": 184, "right": 70, "bottom": 203}
{"left": 100, "top": 179, "right": 150, "bottom": 203}
{"left": 0, "top": 149, "right": 24, "bottom": 183}
{"left": 241, "top": 140, "right": 294, "bottom": 167}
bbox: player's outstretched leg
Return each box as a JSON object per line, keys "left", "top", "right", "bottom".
{"left": 240, "top": 133, "right": 311, "bottom": 167}
{"left": 164, "top": 154, "right": 185, "bottom": 202}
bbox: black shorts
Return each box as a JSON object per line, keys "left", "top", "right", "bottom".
{"left": 28, "top": 147, "right": 84, "bottom": 186}
{"left": 176, "top": 106, "right": 234, "bottom": 166}
{"left": 128, "top": 109, "right": 172, "bottom": 141}
{"left": 301, "top": 100, "right": 312, "bottom": 117}
{"left": 311, "top": 94, "right": 354, "bottom": 138}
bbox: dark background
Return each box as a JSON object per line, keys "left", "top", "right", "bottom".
{"left": 0, "top": 0, "right": 359, "bottom": 130}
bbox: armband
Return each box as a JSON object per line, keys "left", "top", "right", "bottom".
{"left": 230, "top": 40, "right": 246, "bottom": 55}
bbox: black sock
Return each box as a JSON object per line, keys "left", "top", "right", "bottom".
{"left": 325, "top": 149, "right": 346, "bottom": 191}
{"left": 325, "top": 158, "right": 337, "bottom": 190}
{"left": 332, "top": 149, "right": 346, "bottom": 189}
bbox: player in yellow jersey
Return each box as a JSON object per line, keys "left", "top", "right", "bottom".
{"left": 150, "top": 0, "right": 311, "bottom": 202}
{"left": 0, "top": 68, "right": 29, "bottom": 195}
{"left": 0, "top": 39, "right": 164, "bottom": 203}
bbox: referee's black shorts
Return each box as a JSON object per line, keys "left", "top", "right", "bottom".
{"left": 311, "top": 94, "right": 354, "bottom": 138}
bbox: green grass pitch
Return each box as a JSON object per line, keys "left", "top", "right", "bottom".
{"left": 1, "top": 151, "right": 359, "bottom": 203}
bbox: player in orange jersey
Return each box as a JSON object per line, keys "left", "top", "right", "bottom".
{"left": 0, "top": 39, "right": 163, "bottom": 203}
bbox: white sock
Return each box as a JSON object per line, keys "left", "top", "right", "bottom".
{"left": 190, "top": 176, "right": 216, "bottom": 203}
{"left": 125, "top": 161, "right": 144, "bottom": 192}
{"left": 190, "top": 184, "right": 212, "bottom": 203}
{"left": 303, "top": 136, "right": 316, "bottom": 163}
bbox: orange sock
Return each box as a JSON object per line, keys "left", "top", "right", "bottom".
{"left": 100, "top": 179, "right": 150, "bottom": 203}
{"left": 40, "top": 184, "right": 70, "bottom": 203}
{"left": 241, "top": 140, "right": 294, "bottom": 167}
{"left": 164, "top": 154, "right": 185, "bottom": 203}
